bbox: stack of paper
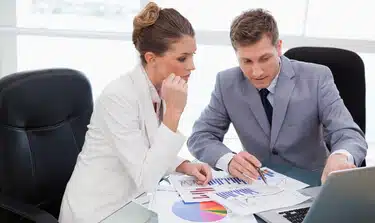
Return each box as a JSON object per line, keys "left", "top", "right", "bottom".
{"left": 169, "top": 167, "right": 309, "bottom": 203}
{"left": 150, "top": 167, "right": 312, "bottom": 221}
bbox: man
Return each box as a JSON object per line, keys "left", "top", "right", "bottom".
{"left": 187, "top": 9, "right": 367, "bottom": 184}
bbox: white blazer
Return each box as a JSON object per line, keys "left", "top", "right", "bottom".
{"left": 59, "top": 64, "right": 186, "bottom": 223}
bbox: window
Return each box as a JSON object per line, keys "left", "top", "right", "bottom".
{"left": 16, "top": 0, "right": 140, "bottom": 32}
{"left": 17, "top": 35, "right": 138, "bottom": 98}
{"left": 306, "top": 0, "right": 375, "bottom": 40}
{"left": 153, "top": 0, "right": 307, "bottom": 35}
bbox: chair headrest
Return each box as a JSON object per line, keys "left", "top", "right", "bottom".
{"left": 0, "top": 68, "right": 93, "bottom": 128}
{"left": 284, "top": 47, "right": 365, "bottom": 72}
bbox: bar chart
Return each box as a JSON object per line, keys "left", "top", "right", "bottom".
{"left": 208, "top": 177, "right": 248, "bottom": 186}
{"left": 216, "top": 188, "right": 260, "bottom": 199}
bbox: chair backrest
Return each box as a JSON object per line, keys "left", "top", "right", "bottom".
{"left": 0, "top": 68, "right": 93, "bottom": 217}
{"left": 284, "top": 47, "right": 366, "bottom": 133}
{"left": 284, "top": 47, "right": 366, "bottom": 166}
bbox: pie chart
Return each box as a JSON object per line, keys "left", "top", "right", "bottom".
{"left": 172, "top": 201, "right": 227, "bottom": 222}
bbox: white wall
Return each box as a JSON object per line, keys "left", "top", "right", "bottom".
{"left": 0, "top": 1, "right": 16, "bottom": 77}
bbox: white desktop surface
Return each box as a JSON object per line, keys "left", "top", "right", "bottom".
{"left": 100, "top": 199, "right": 158, "bottom": 223}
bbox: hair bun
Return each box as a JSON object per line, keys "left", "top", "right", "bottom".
{"left": 133, "top": 2, "right": 161, "bottom": 30}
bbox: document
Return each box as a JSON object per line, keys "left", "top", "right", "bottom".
{"left": 251, "top": 167, "right": 309, "bottom": 191}
{"left": 169, "top": 167, "right": 309, "bottom": 203}
{"left": 169, "top": 173, "right": 248, "bottom": 202}
{"left": 149, "top": 190, "right": 257, "bottom": 223}
{"left": 207, "top": 185, "right": 311, "bottom": 215}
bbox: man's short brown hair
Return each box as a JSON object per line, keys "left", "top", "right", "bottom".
{"left": 230, "top": 8, "right": 279, "bottom": 49}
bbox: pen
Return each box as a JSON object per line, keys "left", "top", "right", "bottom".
{"left": 256, "top": 167, "right": 268, "bottom": 185}
{"left": 232, "top": 151, "right": 267, "bottom": 184}
{"left": 242, "top": 167, "right": 267, "bottom": 185}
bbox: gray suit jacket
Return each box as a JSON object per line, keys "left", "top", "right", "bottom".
{"left": 187, "top": 56, "right": 367, "bottom": 171}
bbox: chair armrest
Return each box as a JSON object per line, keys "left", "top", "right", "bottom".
{"left": 0, "top": 194, "right": 58, "bottom": 223}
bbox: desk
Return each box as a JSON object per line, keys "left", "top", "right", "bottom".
{"left": 102, "top": 164, "right": 322, "bottom": 223}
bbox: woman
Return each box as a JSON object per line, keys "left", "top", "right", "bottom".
{"left": 59, "top": 2, "right": 212, "bottom": 222}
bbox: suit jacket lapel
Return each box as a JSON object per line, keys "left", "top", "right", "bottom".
{"left": 270, "top": 56, "right": 296, "bottom": 148}
{"left": 129, "top": 64, "right": 159, "bottom": 143}
{"left": 241, "top": 77, "right": 271, "bottom": 137}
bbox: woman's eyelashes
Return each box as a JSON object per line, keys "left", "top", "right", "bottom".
{"left": 177, "top": 57, "right": 186, "bottom": 62}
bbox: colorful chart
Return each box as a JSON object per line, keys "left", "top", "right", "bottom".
{"left": 172, "top": 201, "right": 227, "bottom": 222}
{"left": 189, "top": 187, "right": 215, "bottom": 200}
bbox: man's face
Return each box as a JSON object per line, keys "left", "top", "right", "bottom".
{"left": 235, "top": 35, "right": 282, "bottom": 89}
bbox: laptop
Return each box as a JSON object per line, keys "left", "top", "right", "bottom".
{"left": 256, "top": 166, "right": 375, "bottom": 223}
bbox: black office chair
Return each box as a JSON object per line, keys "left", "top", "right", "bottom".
{"left": 284, "top": 47, "right": 366, "bottom": 167}
{"left": 0, "top": 69, "right": 93, "bottom": 222}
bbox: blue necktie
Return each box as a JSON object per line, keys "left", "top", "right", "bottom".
{"left": 259, "top": 88, "right": 273, "bottom": 126}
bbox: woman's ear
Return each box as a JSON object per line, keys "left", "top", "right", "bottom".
{"left": 144, "top": 52, "right": 156, "bottom": 65}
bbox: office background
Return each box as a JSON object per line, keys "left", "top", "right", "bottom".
{"left": 0, "top": 0, "right": 374, "bottom": 165}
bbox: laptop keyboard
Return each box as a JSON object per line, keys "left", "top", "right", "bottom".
{"left": 279, "top": 207, "right": 310, "bottom": 223}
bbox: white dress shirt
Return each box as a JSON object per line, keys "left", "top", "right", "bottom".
{"left": 215, "top": 63, "right": 354, "bottom": 173}
{"left": 146, "top": 73, "right": 162, "bottom": 121}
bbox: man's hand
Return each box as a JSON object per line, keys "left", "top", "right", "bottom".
{"left": 321, "top": 153, "right": 356, "bottom": 183}
{"left": 228, "top": 151, "right": 262, "bottom": 184}
{"left": 176, "top": 161, "right": 213, "bottom": 185}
